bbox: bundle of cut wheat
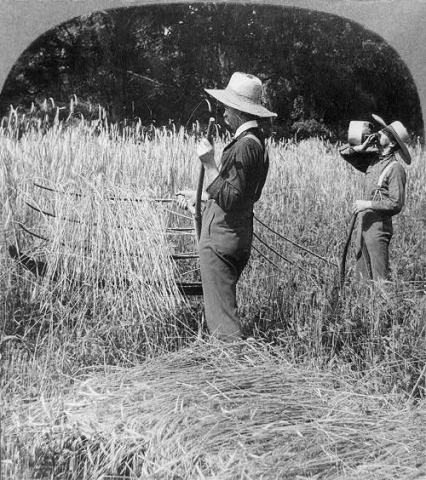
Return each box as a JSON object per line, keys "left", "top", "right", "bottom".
{"left": 3, "top": 339, "right": 425, "bottom": 480}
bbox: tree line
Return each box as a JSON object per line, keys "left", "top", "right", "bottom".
{"left": 0, "top": 4, "right": 423, "bottom": 141}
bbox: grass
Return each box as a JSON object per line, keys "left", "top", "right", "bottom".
{"left": 1, "top": 107, "right": 425, "bottom": 478}
{"left": 3, "top": 340, "right": 425, "bottom": 479}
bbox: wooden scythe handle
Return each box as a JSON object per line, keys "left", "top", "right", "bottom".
{"left": 339, "top": 212, "right": 358, "bottom": 288}
{"left": 194, "top": 116, "right": 215, "bottom": 241}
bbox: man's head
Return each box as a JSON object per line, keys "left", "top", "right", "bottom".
{"left": 378, "top": 129, "right": 397, "bottom": 149}
{"left": 222, "top": 105, "right": 257, "bottom": 131}
{"left": 372, "top": 114, "right": 411, "bottom": 164}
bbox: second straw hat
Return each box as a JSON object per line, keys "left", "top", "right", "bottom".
{"left": 372, "top": 114, "right": 411, "bottom": 165}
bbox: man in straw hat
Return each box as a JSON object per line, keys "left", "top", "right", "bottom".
{"left": 177, "top": 72, "right": 276, "bottom": 342}
{"left": 340, "top": 114, "right": 411, "bottom": 281}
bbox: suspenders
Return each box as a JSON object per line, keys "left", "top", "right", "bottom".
{"left": 244, "top": 133, "right": 264, "bottom": 151}
{"left": 377, "top": 160, "right": 397, "bottom": 188}
{"left": 243, "top": 133, "right": 268, "bottom": 202}
{"left": 372, "top": 160, "right": 397, "bottom": 201}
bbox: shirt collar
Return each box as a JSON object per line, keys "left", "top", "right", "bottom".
{"left": 234, "top": 120, "right": 258, "bottom": 139}
{"left": 378, "top": 152, "right": 395, "bottom": 163}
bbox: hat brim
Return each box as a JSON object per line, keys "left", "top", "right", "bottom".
{"left": 372, "top": 113, "right": 387, "bottom": 128}
{"left": 205, "top": 88, "right": 277, "bottom": 118}
{"left": 387, "top": 126, "right": 411, "bottom": 164}
{"left": 372, "top": 114, "right": 411, "bottom": 165}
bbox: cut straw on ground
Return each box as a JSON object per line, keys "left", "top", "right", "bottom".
{"left": 3, "top": 339, "right": 425, "bottom": 480}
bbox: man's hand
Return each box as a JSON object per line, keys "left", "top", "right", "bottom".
{"left": 353, "top": 200, "right": 373, "bottom": 214}
{"left": 197, "top": 138, "right": 216, "bottom": 169}
{"left": 353, "top": 134, "right": 378, "bottom": 153}
{"left": 175, "top": 189, "right": 196, "bottom": 211}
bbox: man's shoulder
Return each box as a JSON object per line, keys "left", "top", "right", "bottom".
{"left": 391, "top": 161, "right": 407, "bottom": 178}
{"left": 378, "top": 158, "right": 406, "bottom": 185}
{"left": 237, "top": 130, "right": 264, "bottom": 150}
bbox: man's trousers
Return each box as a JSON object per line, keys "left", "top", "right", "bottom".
{"left": 356, "top": 211, "right": 393, "bottom": 281}
{"left": 198, "top": 200, "right": 253, "bottom": 342}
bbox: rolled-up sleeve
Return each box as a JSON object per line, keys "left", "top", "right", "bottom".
{"left": 339, "top": 145, "right": 374, "bottom": 173}
{"left": 206, "top": 139, "right": 261, "bottom": 211}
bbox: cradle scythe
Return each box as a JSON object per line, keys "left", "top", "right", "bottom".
{"left": 194, "top": 100, "right": 215, "bottom": 242}
{"left": 340, "top": 212, "right": 358, "bottom": 289}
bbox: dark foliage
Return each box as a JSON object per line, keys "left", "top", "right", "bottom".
{"left": 0, "top": 4, "right": 423, "bottom": 140}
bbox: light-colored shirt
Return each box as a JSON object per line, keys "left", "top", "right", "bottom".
{"left": 340, "top": 146, "right": 406, "bottom": 215}
{"left": 234, "top": 120, "right": 259, "bottom": 139}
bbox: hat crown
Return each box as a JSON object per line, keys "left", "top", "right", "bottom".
{"left": 388, "top": 121, "right": 409, "bottom": 144}
{"left": 226, "top": 72, "right": 263, "bottom": 105}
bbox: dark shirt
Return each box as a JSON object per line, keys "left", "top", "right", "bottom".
{"left": 340, "top": 145, "right": 406, "bottom": 215}
{"left": 206, "top": 128, "right": 269, "bottom": 212}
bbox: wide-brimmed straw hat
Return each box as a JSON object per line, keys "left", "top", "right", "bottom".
{"left": 372, "top": 114, "right": 411, "bottom": 165}
{"left": 205, "top": 72, "right": 277, "bottom": 118}
{"left": 348, "top": 121, "right": 374, "bottom": 146}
